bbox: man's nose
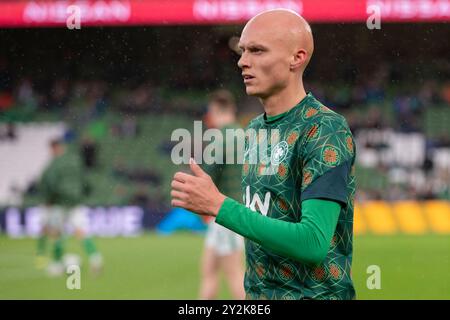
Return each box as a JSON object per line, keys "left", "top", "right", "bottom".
{"left": 237, "top": 52, "right": 249, "bottom": 69}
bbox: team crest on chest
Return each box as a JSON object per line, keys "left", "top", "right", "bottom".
{"left": 271, "top": 141, "right": 288, "bottom": 165}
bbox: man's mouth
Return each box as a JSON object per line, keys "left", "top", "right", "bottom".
{"left": 243, "top": 74, "right": 255, "bottom": 83}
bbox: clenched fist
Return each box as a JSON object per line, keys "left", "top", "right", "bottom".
{"left": 171, "top": 158, "right": 226, "bottom": 217}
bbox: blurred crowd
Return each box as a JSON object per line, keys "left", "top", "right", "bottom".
{"left": 1, "top": 54, "right": 449, "bottom": 203}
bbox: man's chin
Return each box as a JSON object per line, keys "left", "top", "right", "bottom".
{"left": 245, "top": 86, "right": 261, "bottom": 97}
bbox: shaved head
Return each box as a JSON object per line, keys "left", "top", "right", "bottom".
{"left": 243, "top": 9, "right": 314, "bottom": 72}
{"left": 237, "top": 9, "right": 314, "bottom": 103}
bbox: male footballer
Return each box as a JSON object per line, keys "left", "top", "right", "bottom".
{"left": 199, "top": 89, "right": 245, "bottom": 300}
{"left": 171, "top": 9, "right": 356, "bottom": 300}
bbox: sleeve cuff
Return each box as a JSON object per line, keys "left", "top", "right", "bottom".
{"left": 215, "top": 197, "right": 238, "bottom": 227}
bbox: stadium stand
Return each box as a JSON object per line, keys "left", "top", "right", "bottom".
{"left": 0, "top": 24, "right": 449, "bottom": 234}
{"left": 0, "top": 122, "right": 66, "bottom": 205}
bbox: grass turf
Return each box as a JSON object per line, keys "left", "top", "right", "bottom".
{"left": 0, "top": 233, "right": 449, "bottom": 299}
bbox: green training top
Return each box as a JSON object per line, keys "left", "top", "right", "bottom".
{"left": 216, "top": 92, "right": 357, "bottom": 300}
{"left": 40, "top": 152, "right": 85, "bottom": 207}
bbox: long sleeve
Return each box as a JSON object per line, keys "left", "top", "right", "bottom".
{"left": 215, "top": 197, "right": 341, "bottom": 266}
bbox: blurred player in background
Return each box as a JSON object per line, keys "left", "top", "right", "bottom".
{"left": 199, "top": 89, "right": 245, "bottom": 300}
{"left": 171, "top": 9, "right": 356, "bottom": 300}
{"left": 36, "top": 139, "right": 103, "bottom": 276}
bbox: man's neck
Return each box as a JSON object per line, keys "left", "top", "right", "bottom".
{"left": 260, "top": 82, "right": 307, "bottom": 117}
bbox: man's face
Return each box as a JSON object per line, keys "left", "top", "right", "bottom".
{"left": 51, "top": 144, "right": 65, "bottom": 157}
{"left": 203, "top": 104, "right": 215, "bottom": 128}
{"left": 237, "top": 22, "right": 292, "bottom": 98}
{"left": 204, "top": 103, "right": 224, "bottom": 128}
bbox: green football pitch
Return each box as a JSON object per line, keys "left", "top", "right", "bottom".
{"left": 0, "top": 233, "right": 449, "bottom": 299}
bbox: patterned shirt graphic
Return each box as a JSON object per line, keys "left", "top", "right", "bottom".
{"left": 242, "top": 92, "right": 356, "bottom": 300}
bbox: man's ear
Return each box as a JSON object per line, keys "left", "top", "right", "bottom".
{"left": 290, "top": 48, "right": 308, "bottom": 71}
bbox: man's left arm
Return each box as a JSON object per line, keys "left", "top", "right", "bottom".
{"left": 171, "top": 117, "right": 355, "bottom": 265}
{"left": 216, "top": 197, "right": 340, "bottom": 266}
{"left": 172, "top": 161, "right": 340, "bottom": 265}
